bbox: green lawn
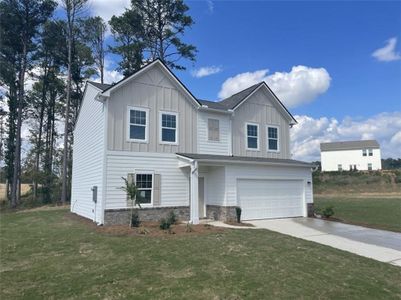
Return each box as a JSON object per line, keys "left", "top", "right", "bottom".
{"left": 315, "top": 195, "right": 401, "bottom": 232}
{"left": 1, "top": 209, "right": 401, "bottom": 299}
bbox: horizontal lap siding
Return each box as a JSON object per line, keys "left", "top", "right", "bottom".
{"left": 225, "top": 164, "right": 312, "bottom": 206}
{"left": 105, "top": 152, "right": 189, "bottom": 209}
{"left": 197, "top": 112, "right": 230, "bottom": 155}
{"left": 71, "top": 85, "right": 104, "bottom": 223}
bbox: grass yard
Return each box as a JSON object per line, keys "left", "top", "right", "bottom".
{"left": 315, "top": 195, "right": 401, "bottom": 232}
{"left": 1, "top": 209, "right": 401, "bottom": 299}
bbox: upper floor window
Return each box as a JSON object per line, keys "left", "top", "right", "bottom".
{"left": 362, "top": 149, "right": 367, "bottom": 156}
{"left": 368, "top": 149, "right": 373, "bottom": 156}
{"left": 160, "top": 112, "right": 178, "bottom": 144}
{"left": 208, "top": 118, "right": 220, "bottom": 141}
{"left": 246, "top": 123, "right": 259, "bottom": 150}
{"left": 267, "top": 126, "right": 279, "bottom": 152}
{"left": 136, "top": 173, "right": 153, "bottom": 204}
{"left": 128, "top": 107, "right": 148, "bottom": 142}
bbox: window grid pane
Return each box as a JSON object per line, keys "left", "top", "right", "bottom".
{"left": 162, "top": 114, "right": 176, "bottom": 128}
{"left": 268, "top": 127, "right": 278, "bottom": 139}
{"left": 130, "top": 110, "right": 146, "bottom": 125}
{"left": 247, "top": 125, "right": 258, "bottom": 137}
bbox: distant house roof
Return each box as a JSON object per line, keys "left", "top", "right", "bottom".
{"left": 176, "top": 153, "right": 313, "bottom": 167}
{"left": 85, "top": 60, "right": 296, "bottom": 123}
{"left": 320, "top": 140, "right": 380, "bottom": 151}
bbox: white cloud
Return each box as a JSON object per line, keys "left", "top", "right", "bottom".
{"left": 92, "top": 58, "right": 124, "bottom": 84}
{"left": 218, "top": 66, "right": 331, "bottom": 108}
{"left": 206, "top": 0, "right": 214, "bottom": 13}
{"left": 88, "top": 0, "right": 130, "bottom": 22}
{"left": 191, "top": 66, "right": 222, "bottom": 78}
{"left": 372, "top": 37, "right": 401, "bottom": 62}
{"left": 291, "top": 112, "right": 401, "bottom": 161}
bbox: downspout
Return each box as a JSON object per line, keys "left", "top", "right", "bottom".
{"left": 100, "top": 95, "right": 109, "bottom": 225}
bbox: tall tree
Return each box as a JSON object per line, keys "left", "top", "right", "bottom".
{"left": 109, "top": 9, "right": 144, "bottom": 77}
{"left": 81, "top": 17, "right": 107, "bottom": 83}
{"left": 0, "top": 0, "right": 56, "bottom": 208}
{"left": 109, "top": 0, "right": 197, "bottom": 75}
{"left": 60, "top": 0, "right": 88, "bottom": 205}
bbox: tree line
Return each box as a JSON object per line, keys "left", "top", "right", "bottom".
{"left": 0, "top": 0, "right": 197, "bottom": 208}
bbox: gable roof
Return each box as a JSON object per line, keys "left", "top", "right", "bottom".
{"left": 320, "top": 140, "right": 380, "bottom": 152}
{"left": 89, "top": 59, "right": 296, "bottom": 123}
{"left": 100, "top": 59, "right": 201, "bottom": 108}
{"left": 87, "top": 81, "right": 111, "bottom": 91}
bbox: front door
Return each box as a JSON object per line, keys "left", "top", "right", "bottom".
{"left": 198, "top": 177, "right": 205, "bottom": 218}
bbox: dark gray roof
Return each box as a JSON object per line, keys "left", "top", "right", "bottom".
{"left": 176, "top": 153, "right": 313, "bottom": 167}
{"left": 320, "top": 140, "right": 380, "bottom": 151}
{"left": 87, "top": 81, "right": 111, "bottom": 91}
{"left": 198, "top": 99, "right": 229, "bottom": 110}
{"left": 218, "top": 83, "right": 262, "bottom": 109}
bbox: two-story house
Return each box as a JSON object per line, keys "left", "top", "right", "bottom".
{"left": 71, "top": 59, "right": 314, "bottom": 225}
{"left": 320, "top": 140, "right": 382, "bottom": 172}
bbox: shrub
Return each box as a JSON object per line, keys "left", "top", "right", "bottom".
{"left": 322, "top": 206, "right": 334, "bottom": 218}
{"left": 131, "top": 212, "right": 141, "bottom": 227}
{"left": 159, "top": 218, "right": 171, "bottom": 230}
{"left": 185, "top": 223, "right": 194, "bottom": 233}
{"left": 167, "top": 211, "right": 178, "bottom": 225}
{"left": 235, "top": 207, "right": 242, "bottom": 223}
{"left": 137, "top": 226, "right": 149, "bottom": 235}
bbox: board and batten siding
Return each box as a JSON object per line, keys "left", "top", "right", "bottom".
{"left": 107, "top": 64, "right": 198, "bottom": 153}
{"left": 225, "top": 164, "right": 313, "bottom": 207}
{"left": 105, "top": 151, "right": 190, "bottom": 209}
{"left": 71, "top": 84, "right": 105, "bottom": 223}
{"left": 197, "top": 112, "right": 231, "bottom": 155}
{"left": 231, "top": 88, "right": 291, "bottom": 159}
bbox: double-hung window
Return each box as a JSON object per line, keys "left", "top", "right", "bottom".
{"left": 208, "top": 118, "right": 220, "bottom": 141}
{"left": 367, "top": 163, "right": 372, "bottom": 171}
{"left": 246, "top": 123, "right": 259, "bottom": 150}
{"left": 338, "top": 164, "right": 342, "bottom": 171}
{"left": 368, "top": 149, "right": 373, "bottom": 156}
{"left": 267, "top": 126, "right": 279, "bottom": 152}
{"left": 128, "top": 107, "right": 148, "bottom": 142}
{"left": 136, "top": 173, "right": 153, "bottom": 205}
{"left": 160, "top": 112, "right": 178, "bottom": 144}
{"left": 362, "top": 149, "right": 367, "bottom": 156}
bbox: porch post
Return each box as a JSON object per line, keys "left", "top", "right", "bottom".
{"left": 190, "top": 161, "right": 199, "bottom": 224}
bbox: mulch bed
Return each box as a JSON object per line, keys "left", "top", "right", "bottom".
{"left": 97, "top": 222, "right": 226, "bottom": 237}
{"left": 65, "top": 212, "right": 225, "bottom": 237}
{"left": 224, "top": 221, "right": 254, "bottom": 227}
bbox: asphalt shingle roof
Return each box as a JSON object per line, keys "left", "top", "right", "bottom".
{"left": 87, "top": 81, "right": 112, "bottom": 91}
{"left": 320, "top": 140, "right": 380, "bottom": 151}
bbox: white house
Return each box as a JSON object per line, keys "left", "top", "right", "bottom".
{"left": 320, "top": 140, "right": 382, "bottom": 172}
{"left": 71, "top": 59, "right": 314, "bottom": 225}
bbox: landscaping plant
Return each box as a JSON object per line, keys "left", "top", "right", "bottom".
{"left": 159, "top": 218, "right": 171, "bottom": 230}
{"left": 322, "top": 206, "right": 335, "bottom": 218}
{"left": 235, "top": 207, "right": 242, "bottom": 223}
{"left": 119, "top": 177, "right": 142, "bottom": 227}
{"left": 167, "top": 211, "right": 178, "bottom": 225}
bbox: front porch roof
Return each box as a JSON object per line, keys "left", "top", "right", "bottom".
{"left": 176, "top": 153, "right": 314, "bottom": 168}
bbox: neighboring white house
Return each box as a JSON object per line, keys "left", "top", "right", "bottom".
{"left": 71, "top": 59, "right": 314, "bottom": 225}
{"left": 320, "top": 140, "right": 382, "bottom": 172}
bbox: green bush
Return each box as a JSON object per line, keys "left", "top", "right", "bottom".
{"left": 322, "top": 206, "right": 335, "bottom": 218}
{"left": 131, "top": 212, "right": 141, "bottom": 227}
{"left": 167, "top": 211, "right": 177, "bottom": 225}
{"left": 185, "top": 223, "right": 194, "bottom": 233}
{"left": 235, "top": 207, "right": 242, "bottom": 223}
{"left": 159, "top": 218, "right": 171, "bottom": 230}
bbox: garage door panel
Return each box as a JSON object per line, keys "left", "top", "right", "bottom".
{"left": 238, "top": 179, "right": 304, "bottom": 220}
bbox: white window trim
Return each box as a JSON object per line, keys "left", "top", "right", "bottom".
{"left": 207, "top": 118, "right": 220, "bottom": 142}
{"left": 267, "top": 125, "right": 280, "bottom": 152}
{"left": 127, "top": 106, "right": 149, "bottom": 143}
{"left": 245, "top": 122, "right": 259, "bottom": 151}
{"left": 134, "top": 169, "right": 154, "bottom": 207}
{"left": 159, "top": 111, "right": 179, "bottom": 145}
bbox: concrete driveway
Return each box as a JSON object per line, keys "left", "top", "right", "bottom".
{"left": 248, "top": 218, "right": 401, "bottom": 267}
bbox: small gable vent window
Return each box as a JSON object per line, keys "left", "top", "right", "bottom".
{"left": 160, "top": 112, "right": 178, "bottom": 144}
{"left": 208, "top": 118, "right": 220, "bottom": 141}
{"left": 128, "top": 107, "right": 148, "bottom": 142}
{"left": 246, "top": 123, "right": 259, "bottom": 150}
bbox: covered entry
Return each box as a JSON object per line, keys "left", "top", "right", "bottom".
{"left": 238, "top": 179, "right": 304, "bottom": 220}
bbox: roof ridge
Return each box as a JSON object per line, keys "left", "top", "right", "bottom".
{"left": 219, "top": 82, "right": 262, "bottom": 102}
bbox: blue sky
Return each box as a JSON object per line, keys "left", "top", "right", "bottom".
{"left": 79, "top": 1, "right": 401, "bottom": 159}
